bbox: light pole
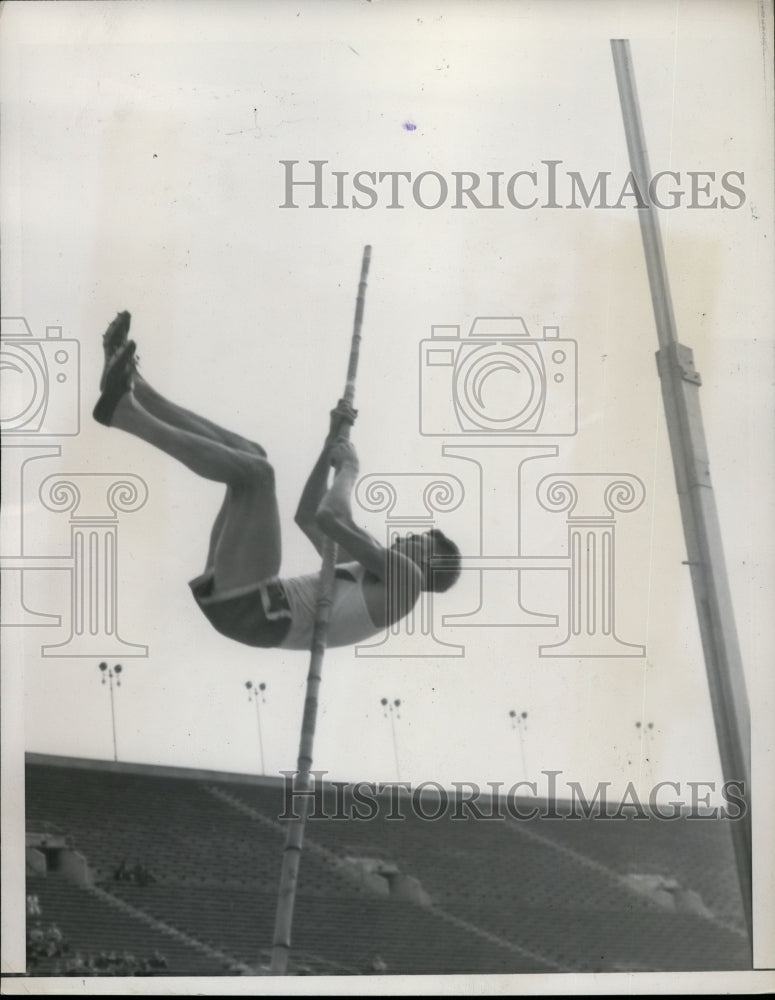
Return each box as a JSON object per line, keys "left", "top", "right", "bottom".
{"left": 635, "top": 720, "right": 655, "bottom": 778}
{"left": 245, "top": 681, "right": 267, "bottom": 775}
{"left": 380, "top": 697, "right": 402, "bottom": 782}
{"left": 509, "top": 709, "right": 529, "bottom": 780}
{"left": 98, "top": 662, "right": 123, "bottom": 762}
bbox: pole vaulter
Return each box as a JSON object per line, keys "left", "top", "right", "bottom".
{"left": 611, "top": 40, "right": 752, "bottom": 949}
{"left": 91, "top": 247, "right": 463, "bottom": 974}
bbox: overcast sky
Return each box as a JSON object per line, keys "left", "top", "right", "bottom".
{"left": 2, "top": 0, "right": 774, "bottom": 986}
{"left": 1, "top": 0, "right": 772, "bottom": 818}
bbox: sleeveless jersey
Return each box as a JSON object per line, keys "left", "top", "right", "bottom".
{"left": 278, "top": 563, "right": 380, "bottom": 650}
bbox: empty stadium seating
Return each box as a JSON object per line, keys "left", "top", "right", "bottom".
{"left": 23, "top": 755, "right": 751, "bottom": 976}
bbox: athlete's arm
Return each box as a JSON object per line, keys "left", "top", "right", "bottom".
{"left": 295, "top": 402, "right": 357, "bottom": 560}
{"left": 316, "top": 439, "right": 422, "bottom": 612}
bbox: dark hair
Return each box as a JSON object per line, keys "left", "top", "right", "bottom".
{"left": 424, "top": 528, "right": 461, "bottom": 593}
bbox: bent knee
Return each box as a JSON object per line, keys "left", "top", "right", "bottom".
{"left": 236, "top": 455, "right": 275, "bottom": 490}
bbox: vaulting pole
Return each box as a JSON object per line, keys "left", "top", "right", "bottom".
{"left": 611, "top": 40, "right": 752, "bottom": 947}
{"left": 270, "top": 245, "right": 372, "bottom": 975}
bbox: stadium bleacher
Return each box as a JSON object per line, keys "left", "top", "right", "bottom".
{"left": 23, "top": 754, "right": 751, "bottom": 976}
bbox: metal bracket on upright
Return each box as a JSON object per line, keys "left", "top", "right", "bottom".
{"left": 656, "top": 343, "right": 702, "bottom": 386}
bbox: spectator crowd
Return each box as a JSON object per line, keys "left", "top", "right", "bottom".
{"left": 26, "top": 893, "right": 168, "bottom": 977}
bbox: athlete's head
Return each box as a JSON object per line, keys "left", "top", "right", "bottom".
{"left": 392, "top": 529, "right": 461, "bottom": 592}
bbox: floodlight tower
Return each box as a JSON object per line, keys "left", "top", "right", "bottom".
{"left": 381, "top": 697, "right": 403, "bottom": 783}
{"left": 98, "top": 662, "right": 123, "bottom": 762}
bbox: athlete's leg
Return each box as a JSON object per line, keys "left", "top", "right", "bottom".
{"left": 134, "top": 382, "right": 280, "bottom": 586}
{"left": 211, "top": 480, "right": 282, "bottom": 591}
{"left": 97, "top": 339, "right": 282, "bottom": 590}
{"left": 133, "top": 373, "right": 267, "bottom": 458}
{"left": 204, "top": 494, "right": 229, "bottom": 573}
{"left": 100, "top": 313, "right": 265, "bottom": 457}
{"left": 110, "top": 392, "right": 282, "bottom": 589}
{"left": 197, "top": 481, "right": 282, "bottom": 591}
{"left": 112, "top": 391, "right": 266, "bottom": 482}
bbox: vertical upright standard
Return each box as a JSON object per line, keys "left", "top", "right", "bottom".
{"left": 270, "top": 245, "right": 372, "bottom": 975}
{"left": 611, "top": 40, "right": 752, "bottom": 944}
